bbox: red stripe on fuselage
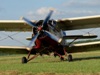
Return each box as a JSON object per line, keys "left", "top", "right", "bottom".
{"left": 34, "top": 39, "right": 41, "bottom": 49}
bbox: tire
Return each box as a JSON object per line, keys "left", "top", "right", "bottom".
{"left": 54, "top": 53, "right": 57, "bottom": 57}
{"left": 22, "top": 57, "right": 27, "bottom": 64}
{"left": 68, "top": 55, "right": 73, "bottom": 62}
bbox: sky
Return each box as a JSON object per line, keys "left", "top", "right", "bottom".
{"left": 0, "top": 0, "right": 100, "bottom": 46}
{"left": 0, "top": 0, "right": 100, "bottom": 20}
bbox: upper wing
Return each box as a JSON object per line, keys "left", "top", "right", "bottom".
{"left": 1, "top": 15, "right": 100, "bottom": 31}
{"left": 0, "top": 20, "right": 34, "bottom": 31}
{"left": 56, "top": 15, "right": 100, "bottom": 30}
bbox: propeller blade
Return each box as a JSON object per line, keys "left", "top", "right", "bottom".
{"left": 27, "top": 32, "right": 40, "bottom": 50}
{"left": 44, "top": 31, "right": 62, "bottom": 43}
{"left": 42, "top": 10, "right": 53, "bottom": 27}
{"left": 22, "top": 17, "right": 37, "bottom": 28}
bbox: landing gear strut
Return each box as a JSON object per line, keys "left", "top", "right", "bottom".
{"left": 63, "top": 47, "right": 73, "bottom": 62}
{"left": 60, "top": 57, "right": 64, "bottom": 61}
{"left": 54, "top": 52, "right": 64, "bottom": 61}
{"left": 22, "top": 47, "right": 43, "bottom": 64}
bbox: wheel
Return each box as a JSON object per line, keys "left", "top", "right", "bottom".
{"left": 22, "top": 57, "right": 27, "bottom": 64}
{"left": 68, "top": 55, "right": 73, "bottom": 62}
{"left": 54, "top": 53, "right": 57, "bottom": 57}
{"left": 60, "top": 57, "right": 64, "bottom": 61}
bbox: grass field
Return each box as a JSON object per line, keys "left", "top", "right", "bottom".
{"left": 0, "top": 51, "right": 100, "bottom": 75}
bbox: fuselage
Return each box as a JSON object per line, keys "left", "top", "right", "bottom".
{"left": 31, "top": 20, "right": 65, "bottom": 55}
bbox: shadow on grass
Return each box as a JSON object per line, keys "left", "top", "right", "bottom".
{"left": 73, "top": 56, "right": 100, "bottom": 61}
{"left": 27, "top": 56, "right": 100, "bottom": 63}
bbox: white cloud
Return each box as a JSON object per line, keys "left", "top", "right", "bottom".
{"left": 26, "top": 9, "right": 100, "bottom": 20}
{"left": 26, "top": 7, "right": 58, "bottom": 20}
{"left": 36, "top": 7, "right": 50, "bottom": 15}
{"left": 38, "top": 7, "right": 60, "bottom": 16}
{"left": 26, "top": 1, "right": 100, "bottom": 20}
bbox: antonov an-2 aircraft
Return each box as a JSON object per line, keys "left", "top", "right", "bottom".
{"left": 0, "top": 10, "right": 100, "bottom": 63}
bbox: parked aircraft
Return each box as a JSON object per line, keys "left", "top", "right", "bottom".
{"left": 0, "top": 10, "right": 100, "bottom": 63}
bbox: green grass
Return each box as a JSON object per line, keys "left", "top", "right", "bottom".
{"left": 0, "top": 51, "right": 100, "bottom": 75}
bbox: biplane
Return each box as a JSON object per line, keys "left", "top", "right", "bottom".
{"left": 0, "top": 10, "right": 100, "bottom": 63}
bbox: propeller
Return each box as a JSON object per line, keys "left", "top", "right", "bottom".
{"left": 22, "top": 10, "right": 63, "bottom": 50}
{"left": 21, "top": 17, "right": 37, "bottom": 28}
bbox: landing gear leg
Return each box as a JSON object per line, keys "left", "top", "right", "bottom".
{"left": 22, "top": 51, "right": 39, "bottom": 64}
{"left": 22, "top": 53, "right": 39, "bottom": 64}
{"left": 60, "top": 57, "right": 64, "bottom": 61}
{"left": 22, "top": 48, "right": 44, "bottom": 64}
{"left": 22, "top": 49, "right": 33, "bottom": 64}
{"left": 28, "top": 53, "right": 39, "bottom": 62}
{"left": 54, "top": 52, "right": 64, "bottom": 61}
{"left": 63, "top": 47, "right": 73, "bottom": 62}
{"left": 22, "top": 49, "right": 32, "bottom": 64}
